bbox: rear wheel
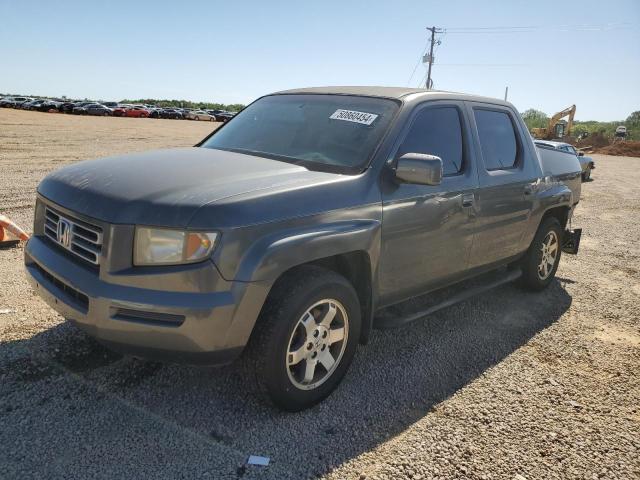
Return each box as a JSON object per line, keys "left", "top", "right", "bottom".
{"left": 246, "top": 266, "right": 361, "bottom": 411}
{"left": 519, "top": 217, "right": 563, "bottom": 291}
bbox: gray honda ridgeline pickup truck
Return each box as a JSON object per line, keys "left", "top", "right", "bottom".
{"left": 25, "top": 87, "right": 582, "bottom": 411}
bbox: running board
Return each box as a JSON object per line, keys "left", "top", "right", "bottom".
{"left": 374, "top": 268, "right": 522, "bottom": 329}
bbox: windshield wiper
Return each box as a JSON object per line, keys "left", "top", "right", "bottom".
{"left": 210, "top": 147, "right": 352, "bottom": 175}
{"left": 216, "top": 147, "right": 299, "bottom": 163}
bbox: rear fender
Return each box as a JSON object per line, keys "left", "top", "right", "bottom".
{"left": 521, "top": 183, "right": 574, "bottom": 251}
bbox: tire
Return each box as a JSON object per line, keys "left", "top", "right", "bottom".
{"left": 519, "top": 216, "right": 563, "bottom": 291}
{"left": 245, "top": 265, "right": 361, "bottom": 411}
{"left": 582, "top": 168, "right": 591, "bottom": 181}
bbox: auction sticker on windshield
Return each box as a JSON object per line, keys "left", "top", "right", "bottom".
{"left": 330, "top": 109, "right": 379, "bottom": 125}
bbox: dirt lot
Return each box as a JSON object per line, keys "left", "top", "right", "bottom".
{"left": 1, "top": 109, "right": 639, "bottom": 479}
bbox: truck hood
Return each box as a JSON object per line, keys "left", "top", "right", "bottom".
{"left": 38, "top": 147, "right": 349, "bottom": 228}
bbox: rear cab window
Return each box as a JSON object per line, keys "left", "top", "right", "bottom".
{"left": 473, "top": 109, "right": 519, "bottom": 171}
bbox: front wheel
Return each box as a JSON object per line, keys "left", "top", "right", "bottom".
{"left": 246, "top": 266, "right": 361, "bottom": 411}
{"left": 582, "top": 168, "right": 591, "bottom": 181}
{"left": 519, "top": 217, "right": 563, "bottom": 291}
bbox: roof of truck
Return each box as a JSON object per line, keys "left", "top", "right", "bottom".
{"left": 274, "top": 86, "right": 511, "bottom": 105}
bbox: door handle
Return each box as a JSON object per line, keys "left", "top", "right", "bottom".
{"left": 462, "top": 193, "right": 474, "bottom": 207}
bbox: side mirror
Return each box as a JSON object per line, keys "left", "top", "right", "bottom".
{"left": 578, "top": 152, "right": 584, "bottom": 157}
{"left": 395, "top": 153, "right": 443, "bottom": 186}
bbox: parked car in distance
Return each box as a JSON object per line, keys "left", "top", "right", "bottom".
{"left": 102, "top": 102, "right": 119, "bottom": 109}
{"left": 207, "top": 109, "right": 234, "bottom": 122}
{"left": 14, "top": 97, "right": 34, "bottom": 108}
{"left": 60, "top": 101, "right": 78, "bottom": 114}
{"left": 25, "top": 99, "right": 59, "bottom": 112}
{"left": 124, "top": 106, "right": 150, "bottom": 118}
{"left": 186, "top": 110, "right": 216, "bottom": 121}
{"left": 25, "top": 86, "right": 583, "bottom": 411}
{"left": 112, "top": 104, "right": 132, "bottom": 117}
{"left": 83, "top": 104, "right": 113, "bottom": 116}
{"left": 2, "top": 97, "right": 32, "bottom": 108}
{"left": 159, "top": 108, "right": 184, "bottom": 119}
{"left": 19, "top": 98, "right": 45, "bottom": 110}
{"left": 148, "top": 107, "right": 167, "bottom": 118}
{"left": 21, "top": 99, "right": 41, "bottom": 109}
{"left": 20, "top": 99, "right": 39, "bottom": 110}
{"left": 71, "top": 102, "right": 96, "bottom": 114}
{"left": 535, "top": 140, "right": 595, "bottom": 181}
{"left": 36, "top": 100, "right": 63, "bottom": 112}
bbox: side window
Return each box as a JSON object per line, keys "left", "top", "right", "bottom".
{"left": 473, "top": 109, "right": 518, "bottom": 170}
{"left": 397, "top": 107, "right": 464, "bottom": 176}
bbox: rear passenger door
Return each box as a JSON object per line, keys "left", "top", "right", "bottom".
{"left": 466, "top": 103, "right": 538, "bottom": 268}
{"left": 379, "top": 102, "right": 479, "bottom": 305}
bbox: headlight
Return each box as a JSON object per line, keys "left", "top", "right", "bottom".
{"left": 134, "top": 227, "right": 218, "bottom": 266}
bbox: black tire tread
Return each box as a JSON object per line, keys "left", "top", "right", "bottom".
{"left": 243, "top": 265, "right": 360, "bottom": 411}
{"left": 519, "top": 216, "right": 563, "bottom": 291}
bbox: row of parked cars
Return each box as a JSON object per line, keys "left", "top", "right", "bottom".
{"left": 0, "top": 96, "right": 237, "bottom": 122}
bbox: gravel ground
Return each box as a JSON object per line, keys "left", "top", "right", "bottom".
{"left": 1, "top": 109, "right": 639, "bottom": 479}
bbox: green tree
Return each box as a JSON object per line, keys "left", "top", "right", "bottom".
{"left": 521, "top": 109, "right": 549, "bottom": 130}
{"left": 626, "top": 111, "right": 640, "bottom": 128}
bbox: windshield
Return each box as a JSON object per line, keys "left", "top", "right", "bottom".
{"left": 201, "top": 94, "right": 399, "bottom": 173}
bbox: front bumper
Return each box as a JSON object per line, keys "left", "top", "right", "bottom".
{"left": 25, "top": 234, "right": 270, "bottom": 365}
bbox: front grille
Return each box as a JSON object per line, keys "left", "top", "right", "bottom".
{"left": 36, "top": 264, "right": 89, "bottom": 313}
{"left": 44, "top": 208, "right": 103, "bottom": 265}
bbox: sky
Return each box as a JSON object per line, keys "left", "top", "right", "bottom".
{"left": 1, "top": 0, "right": 638, "bottom": 121}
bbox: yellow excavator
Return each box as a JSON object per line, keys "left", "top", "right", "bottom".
{"left": 531, "top": 105, "right": 576, "bottom": 140}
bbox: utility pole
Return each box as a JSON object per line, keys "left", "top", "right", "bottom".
{"left": 424, "top": 26, "right": 442, "bottom": 89}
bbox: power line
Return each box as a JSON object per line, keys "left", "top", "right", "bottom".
{"left": 437, "top": 63, "right": 528, "bottom": 67}
{"left": 407, "top": 41, "right": 430, "bottom": 86}
{"left": 418, "top": 72, "right": 427, "bottom": 89}
{"left": 444, "top": 22, "right": 635, "bottom": 34}
{"left": 407, "top": 21, "right": 633, "bottom": 85}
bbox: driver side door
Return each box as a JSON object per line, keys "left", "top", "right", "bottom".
{"left": 378, "top": 102, "right": 479, "bottom": 307}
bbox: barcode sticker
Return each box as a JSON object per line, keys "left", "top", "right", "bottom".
{"left": 330, "top": 109, "right": 378, "bottom": 125}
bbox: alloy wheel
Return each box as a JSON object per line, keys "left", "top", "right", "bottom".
{"left": 286, "top": 299, "right": 349, "bottom": 391}
{"left": 538, "top": 230, "right": 559, "bottom": 280}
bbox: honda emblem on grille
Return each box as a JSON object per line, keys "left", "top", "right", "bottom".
{"left": 57, "top": 219, "right": 72, "bottom": 248}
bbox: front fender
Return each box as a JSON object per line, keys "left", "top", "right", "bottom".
{"left": 217, "top": 219, "right": 381, "bottom": 349}
{"left": 234, "top": 219, "right": 381, "bottom": 283}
